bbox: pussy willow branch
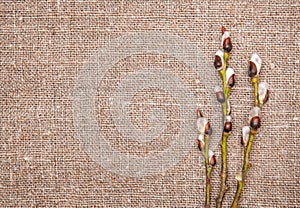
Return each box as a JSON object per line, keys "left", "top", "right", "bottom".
{"left": 204, "top": 134, "right": 212, "bottom": 208}
{"left": 231, "top": 130, "right": 256, "bottom": 208}
{"left": 232, "top": 53, "right": 269, "bottom": 207}
{"left": 216, "top": 52, "right": 230, "bottom": 208}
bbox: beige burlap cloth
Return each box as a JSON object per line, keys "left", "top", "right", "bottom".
{"left": 1, "top": 1, "right": 299, "bottom": 207}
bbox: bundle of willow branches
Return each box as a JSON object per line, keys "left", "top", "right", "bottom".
{"left": 197, "top": 26, "right": 269, "bottom": 208}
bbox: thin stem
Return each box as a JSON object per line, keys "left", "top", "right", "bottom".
{"left": 216, "top": 133, "right": 228, "bottom": 208}
{"left": 252, "top": 77, "right": 259, "bottom": 106}
{"left": 219, "top": 52, "right": 229, "bottom": 109}
{"left": 231, "top": 131, "right": 256, "bottom": 208}
{"left": 223, "top": 52, "right": 230, "bottom": 102}
{"left": 222, "top": 103, "right": 227, "bottom": 117}
{"left": 220, "top": 68, "right": 228, "bottom": 117}
{"left": 216, "top": 52, "right": 230, "bottom": 208}
{"left": 204, "top": 135, "right": 212, "bottom": 208}
{"left": 220, "top": 69, "right": 226, "bottom": 97}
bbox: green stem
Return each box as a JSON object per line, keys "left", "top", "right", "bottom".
{"left": 219, "top": 52, "right": 229, "bottom": 108}
{"left": 216, "top": 51, "right": 230, "bottom": 208}
{"left": 219, "top": 66, "right": 228, "bottom": 117}
{"left": 216, "top": 133, "right": 228, "bottom": 208}
{"left": 205, "top": 135, "right": 212, "bottom": 208}
{"left": 231, "top": 131, "right": 256, "bottom": 208}
{"left": 222, "top": 103, "right": 227, "bottom": 117}
{"left": 224, "top": 52, "right": 230, "bottom": 102}
{"left": 252, "top": 77, "right": 259, "bottom": 106}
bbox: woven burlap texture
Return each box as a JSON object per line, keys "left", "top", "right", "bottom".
{"left": 1, "top": 1, "right": 299, "bottom": 207}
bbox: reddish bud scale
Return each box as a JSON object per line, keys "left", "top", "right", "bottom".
{"left": 214, "top": 55, "right": 223, "bottom": 70}
{"left": 227, "top": 75, "right": 235, "bottom": 88}
{"left": 205, "top": 122, "right": 212, "bottom": 136}
{"left": 222, "top": 26, "right": 226, "bottom": 35}
{"left": 250, "top": 116, "right": 261, "bottom": 130}
{"left": 198, "top": 139, "right": 205, "bottom": 151}
{"left": 224, "top": 121, "right": 232, "bottom": 133}
{"left": 197, "top": 109, "right": 203, "bottom": 118}
{"left": 249, "top": 62, "right": 258, "bottom": 78}
{"left": 223, "top": 38, "right": 233, "bottom": 53}
{"left": 263, "top": 90, "right": 270, "bottom": 104}
{"left": 210, "top": 155, "right": 216, "bottom": 166}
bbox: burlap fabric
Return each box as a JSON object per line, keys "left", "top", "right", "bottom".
{"left": 1, "top": 1, "right": 299, "bottom": 207}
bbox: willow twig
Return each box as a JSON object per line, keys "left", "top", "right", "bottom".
{"left": 216, "top": 51, "right": 231, "bottom": 208}
{"left": 216, "top": 132, "right": 229, "bottom": 208}
{"left": 231, "top": 130, "right": 256, "bottom": 208}
{"left": 231, "top": 53, "right": 269, "bottom": 207}
{"left": 197, "top": 110, "right": 215, "bottom": 208}
{"left": 204, "top": 134, "right": 212, "bottom": 208}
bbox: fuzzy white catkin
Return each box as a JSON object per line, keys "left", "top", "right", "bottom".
{"left": 242, "top": 126, "right": 250, "bottom": 145}
{"left": 197, "top": 117, "right": 208, "bottom": 134}
{"left": 258, "top": 82, "right": 268, "bottom": 104}
{"left": 221, "top": 31, "right": 230, "bottom": 47}
{"left": 250, "top": 54, "right": 262, "bottom": 74}
{"left": 227, "top": 100, "right": 231, "bottom": 115}
{"left": 249, "top": 107, "right": 260, "bottom": 121}
{"left": 198, "top": 134, "right": 205, "bottom": 144}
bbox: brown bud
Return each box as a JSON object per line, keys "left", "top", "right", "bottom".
{"left": 205, "top": 122, "right": 212, "bottom": 136}
{"left": 248, "top": 62, "right": 258, "bottom": 78}
{"left": 215, "top": 86, "right": 225, "bottom": 104}
{"left": 250, "top": 116, "right": 261, "bottom": 130}
{"left": 221, "top": 26, "right": 226, "bottom": 35}
{"left": 214, "top": 51, "right": 224, "bottom": 71}
{"left": 224, "top": 121, "right": 232, "bottom": 133}
{"left": 198, "top": 138, "right": 205, "bottom": 151}
{"left": 249, "top": 54, "right": 262, "bottom": 78}
{"left": 223, "top": 38, "right": 232, "bottom": 53}
{"left": 210, "top": 155, "right": 216, "bottom": 166}
{"left": 197, "top": 109, "right": 203, "bottom": 118}
{"left": 216, "top": 91, "right": 225, "bottom": 103}
{"left": 214, "top": 55, "right": 222, "bottom": 70}
{"left": 227, "top": 74, "right": 235, "bottom": 88}
{"left": 222, "top": 31, "right": 232, "bottom": 53}
{"left": 226, "top": 68, "right": 235, "bottom": 89}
